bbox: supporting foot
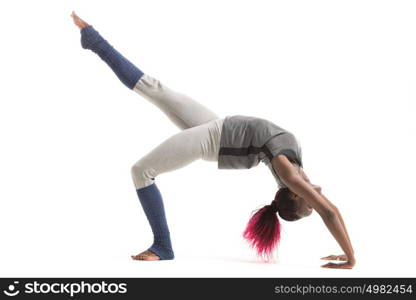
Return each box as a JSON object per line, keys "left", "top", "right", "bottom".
{"left": 131, "top": 250, "right": 161, "bottom": 261}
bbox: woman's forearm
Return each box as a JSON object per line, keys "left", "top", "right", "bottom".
{"left": 321, "top": 212, "right": 355, "bottom": 262}
{"left": 333, "top": 206, "right": 354, "bottom": 256}
{"left": 320, "top": 193, "right": 354, "bottom": 256}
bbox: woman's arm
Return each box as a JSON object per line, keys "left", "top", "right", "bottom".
{"left": 272, "top": 155, "right": 356, "bottom": 269}
{"left": 298, "top": 168, "right": 354, "bottom": 258}
{"left": 320, "top": 193, "right": 354, "bottom": 257}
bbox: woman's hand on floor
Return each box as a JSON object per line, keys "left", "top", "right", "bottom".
{"left": 321, "top": 254, "right": 348, "bottom": 261}
{"left": 320, "top": 254, "right": 356, "bottom": 269}
{"left": 321, "top": 261, "right": 355, "bottom": 269}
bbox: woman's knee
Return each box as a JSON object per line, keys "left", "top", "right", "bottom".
{"left": 131, "top": 161, "right": 156, "bottom": 189}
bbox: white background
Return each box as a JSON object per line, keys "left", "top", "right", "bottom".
{"left": 0, "top": 0, "right": 415, "bottom": 277}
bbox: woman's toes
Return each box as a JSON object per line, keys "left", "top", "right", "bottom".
{"left": 131, "top": 250, "right": 161, "bottom": 261}
{"left": 131, "top": 253, "right": 149, "bottom": 260}
{"left": 131, "top": 254, "right": 141, "bottom": 260}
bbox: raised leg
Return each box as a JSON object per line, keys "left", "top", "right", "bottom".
{"left": 76, "top": 18, "right": 220, "bottom": 130}
{"left": 133, "top": 74, "right": 220, "bottom": 130}
{"left": 79, "top": 25, "right": 144, "bottom": 90}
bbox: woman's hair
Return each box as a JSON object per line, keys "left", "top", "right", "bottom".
{"left": 242, "top": 187, "right": 299, "bottom": 260}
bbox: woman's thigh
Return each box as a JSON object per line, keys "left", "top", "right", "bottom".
{"left": 133, "top": 74, "right": 220, "bottom": 130}
{"left": 131, "top": 118, "right": 223, "bottom": 189}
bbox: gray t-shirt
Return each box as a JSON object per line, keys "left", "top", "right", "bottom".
{"left": 217, "top": 115, "right": 303, "bottom": 188}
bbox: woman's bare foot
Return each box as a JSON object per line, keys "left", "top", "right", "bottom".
{"left": 70, "top": 11, "right": 90, "bottom": 30}
{"left": 131, "top": 250, "right": 161, "bottom": 261}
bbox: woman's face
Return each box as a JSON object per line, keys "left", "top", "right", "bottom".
{"left": 284, "top": 164, "right": 322, "bottom": 219}
{"left": 288, "top": 184, "right": 322, "bottom": 218}
{"left": 290, "top": 193, "right": 313, "bottom": 218}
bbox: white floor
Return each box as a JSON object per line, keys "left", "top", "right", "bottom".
{"left": 1, "top": 238, "right": 414, "bottom": 278}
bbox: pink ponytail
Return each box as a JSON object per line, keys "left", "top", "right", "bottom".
{"left": 242, "top": 189, "right": 285, "bottom": 261}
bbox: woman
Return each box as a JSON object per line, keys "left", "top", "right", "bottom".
{"left": 70, "top": 11, "right": 355, "bottom": 269}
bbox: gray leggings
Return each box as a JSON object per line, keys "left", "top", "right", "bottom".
{"left": 131, "top": 74, "right": 224, "bottom": 189}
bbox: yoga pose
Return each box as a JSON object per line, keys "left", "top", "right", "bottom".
{"left": 71, "top": 11, "right": 355, "bottom": 269}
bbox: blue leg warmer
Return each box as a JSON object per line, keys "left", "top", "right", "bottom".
{"left": 80, "top": 25, "right": 144, "bottom": 89}
{"left": 136, "top": 183, "right": 175, "bottom": 260}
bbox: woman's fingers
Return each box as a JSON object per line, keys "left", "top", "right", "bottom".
{"left": 321, "top": 255, "right": 337, "bottom": 260}
{"left": 321, "top": 254, "right": 348, "bottom": 261}
{"left": 321, "top": 262, "right": 335, "bottom": 267}
{"left": 321, "top": 262, "right": 354, "bottom": 269}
